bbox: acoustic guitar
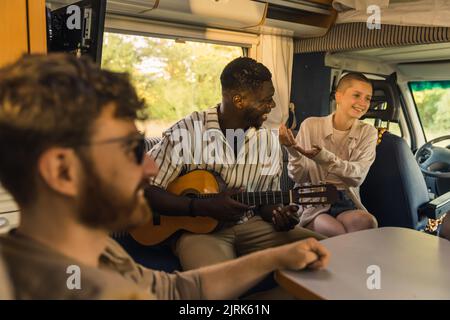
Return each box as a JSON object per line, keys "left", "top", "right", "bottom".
{"left": 130, "top": 170, "right": 338, "bottom": 245}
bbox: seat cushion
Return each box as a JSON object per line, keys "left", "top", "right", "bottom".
{"left": 360, "top": 133, "right": 429, "bottom": 229}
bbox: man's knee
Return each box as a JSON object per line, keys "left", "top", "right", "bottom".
{"left": 175, "top": 232, "right": 198, "bottom": 254}
{"left": 291, "top": 226, "right": 327, "bottom": 241}
{"left": 176, "top": 233, "right": 236, "bottom": 269}
{"left": 176, "top": 233, "right": 223, "bottom": 254}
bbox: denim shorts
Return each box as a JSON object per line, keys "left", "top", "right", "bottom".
{"left": 327, "top": 190, "right": 357, "bottom": 218}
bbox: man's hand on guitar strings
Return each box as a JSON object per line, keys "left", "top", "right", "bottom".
{"left": 193, "top": 188, "right": 250, "bottom": 222}
{"left": 272, "top": 204, "right": 300, "bottom": 232}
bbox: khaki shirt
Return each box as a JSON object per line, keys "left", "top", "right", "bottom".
{"left": 0, "top": 234, "right": 203, "bottom": 300}
{"left": 287, "top": 114, "right": 378, "bottom": 226}
{"left": 0, "top": 250, "right": 12, "bottom": 299}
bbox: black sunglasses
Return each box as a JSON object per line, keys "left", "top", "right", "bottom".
{"left": 83, "top": 133, "right": 147, "bottom": 165}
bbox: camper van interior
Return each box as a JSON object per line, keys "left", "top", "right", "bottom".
{"left": 1, "top": 0, "right": 450, "bottom": 301}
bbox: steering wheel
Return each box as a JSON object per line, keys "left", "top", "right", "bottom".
{"left": 415, "top": 135, "right": 450, "bottom": 178}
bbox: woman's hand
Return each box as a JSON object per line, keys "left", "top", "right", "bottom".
{"left": 279, "top": 124, "right": 321, "bottom": 159}
{"left": 294, "top": 144, "right": 321, "bottom": 159}
{"left": 279, "top": 123, "right": 297, "bottom": 147}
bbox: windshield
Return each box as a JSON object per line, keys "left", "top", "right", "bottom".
{"left": 409, "top": 81, "right": 450, "bottom": 144}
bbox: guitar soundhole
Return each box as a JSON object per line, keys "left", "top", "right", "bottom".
{"left": 182, "top": 189, "right": 200, "bottom": 198}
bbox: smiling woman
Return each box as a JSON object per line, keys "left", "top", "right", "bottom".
{"left": 101, "top": 32, "right": 243, "bottom": 137}
{"left": 282, "top": 72, "right": 378, "bottom": 237}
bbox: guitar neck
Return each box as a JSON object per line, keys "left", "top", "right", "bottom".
{"left": 236, "top": 191, "right": 291, "bottom": 206}
{"left": 194, "top": 190, "right": 329, "bottom": 206}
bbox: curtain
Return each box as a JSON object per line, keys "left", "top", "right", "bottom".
{"left": 257, "top": 29, "right": 293, "bottom": 129}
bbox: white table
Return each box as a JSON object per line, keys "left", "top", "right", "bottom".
{"left": 275, "top": 227, "right": 450, "bottom": 299}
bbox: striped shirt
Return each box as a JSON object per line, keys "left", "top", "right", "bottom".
{"left": 149, "top": 106, "right": 283, "bottom": 193}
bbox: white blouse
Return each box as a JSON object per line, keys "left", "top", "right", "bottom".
{"left": 287, "top": 113, "right": 378, "bottom": 226}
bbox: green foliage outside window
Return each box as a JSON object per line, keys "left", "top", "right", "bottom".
{"left": 102, "top": 32, "right": 242, "bottom": 131}
{"left": 410, "top": 81, "right": 450, "bottom": 141}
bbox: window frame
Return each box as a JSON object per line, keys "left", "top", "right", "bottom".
{"left": 105, "top": 13, "right": 258, "bottom": 58}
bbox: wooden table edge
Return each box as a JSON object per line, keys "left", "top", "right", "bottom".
{"left": 275, "top": 270, "right": 325, "bottom": 300}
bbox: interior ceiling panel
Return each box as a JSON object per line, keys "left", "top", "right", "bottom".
{"left": 46, "top": 0, "right": 336, "bottom": 37}
{"left": 343, "top": 42, "right": 450, "bottom": 63}
{"left": 106, "top": 0, "right": 334, "bottom": 38}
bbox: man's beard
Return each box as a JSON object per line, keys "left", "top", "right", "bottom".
{"left": 244, "top": 109, "right": 265, "bottom": 129}
{"left": 76, "top": 155, "right": 151, "bottom": 233}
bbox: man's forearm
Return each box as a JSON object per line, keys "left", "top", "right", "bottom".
{"left": 144, "top": 185, "right": 191, "bottom": 216}
{"left": 197, "top": 247, "right": 280, "bottom": 300}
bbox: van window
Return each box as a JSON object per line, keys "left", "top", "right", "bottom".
{"left": 409, "top": 81, "right": 450, "bottom": 145}
{"left": 101, "top": 32, "right": 243, "bottom": 137}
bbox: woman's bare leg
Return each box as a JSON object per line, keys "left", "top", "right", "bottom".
{"left": 305, "top": 213, "right": 346, "bottom": 237}
{"left": 337, "top": 210, "right": 378, "bottom": 233}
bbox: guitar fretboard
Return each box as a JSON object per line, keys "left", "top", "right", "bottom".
{"left": 193, "top": 187, "right": 330, "bottom": 206}
{"left": 234, "top": 191, "right": 291, "bottom": 206}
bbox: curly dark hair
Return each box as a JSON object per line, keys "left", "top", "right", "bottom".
{"left": 220, "top": 57, "right": 272, "bottom": 93}
{"left": 0, "top": 53, "right": 146, "bottom": 206}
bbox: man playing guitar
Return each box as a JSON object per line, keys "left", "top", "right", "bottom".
{"left": 145, "top": 57, "right": 325, "bottom": 271}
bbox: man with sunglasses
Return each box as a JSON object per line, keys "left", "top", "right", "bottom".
{"left": 0, "top": 54, "right": 329, "bottom": 299}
